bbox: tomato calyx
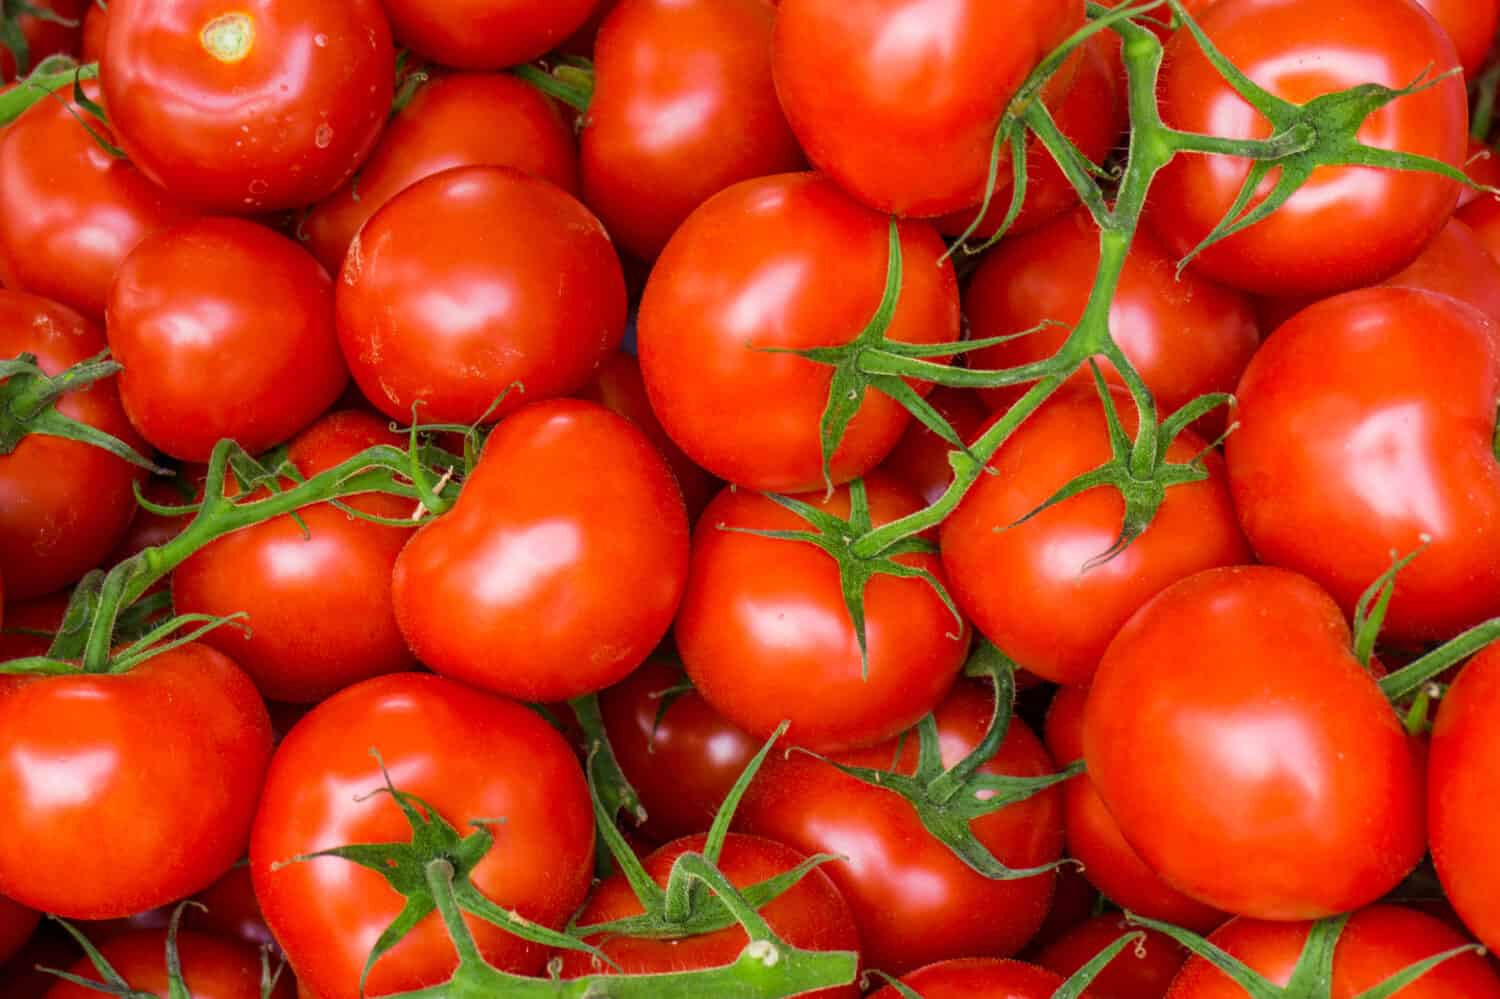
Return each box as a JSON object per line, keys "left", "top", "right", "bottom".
{"left": 512, "top": 56, "right": 594, "bottom": 114}
{"left": 0, "top": 350, "right": 163, "bottom": 471}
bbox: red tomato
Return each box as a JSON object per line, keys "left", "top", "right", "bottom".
{"left": 1026, "top": 863, "right": 1100, "bottom": 957}
{"left": 0, "top": 292, "right": 146, "bottom": 600}
{"left": 44, "top": 928, "right": 294, "bottom": 999}
{"left": 1227, "top": 287, "right": 1500, "bottom": 643}
{"left": 0, "top": 895, "right": 37, "bottom": 967}
{"left": 0, "top": 591, "right": 67, "bottom": 660}
{"left": 393, "top": 400, "right": 688, "bottom": 702}
{"left": 879, "top": 386, "right": 989, "bottom": 507}
{"left": 0, "top": 0, "right": 85, "bottom": 80}
{"left": 1461, "top": 138, "right": 1500, "bottom": 209}
{"left": 1147, "top": 0, "right": 1467, "bottom": 298}
{"left": 1036, "top": 916, "right": 1186, "bottom": 999}
{"left": 940, "top": 388, "right": 1250, "bottom": 688}
{"left": 379, "top": 0, "right": 598, "bottom": 70}
{"left": 1085, "top": 566, "right": 1426, "bottom": 920}
{"left": 772, "top": 0, "right": 1084, "bottom": 217}
{"left": 637, "top": 172, "right": 959, "bottom": 492}
{"left": 251, "top": 673, "right": 595, "bottom": 999}
{"left": 582, "top": 0, "right": 804, "bottom": 261}
{"left": 107, "top": 217, "right": 347, "bottom": 461}
{"left": 0, "top": 644, "right": 273, "bottom": 919}
{"left": 79, "top": 1, "right": 107, "bottom": 63}
{"left": 101, "top": 0, "right": 394, "bottom": 213}
{"left": 302, "top": 72, "right": 580, "bottom": 273}
{"left": 737, "top": 681, "right": 1063, "bottom": 975}
{"left": 1416, "top": 0, "right": 1500, "bottom": 78}
{"left": 869, "top": 958, "right": 1066, "bottom": 999}
{"left": 1460, "top": 189, "right": 1500, "bottom": 264}
{"left": 94, "top": 863, "right": 278, "bottom": 953}
{"left": 337, "top": 165, "right": 626, "bottom": 426}
{"left": 558, "top": 833, "right": 860, "bottom": 999}
{"left": 1166, "top": 905, "right": 1500, "bottom": 998}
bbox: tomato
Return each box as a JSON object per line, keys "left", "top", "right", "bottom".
{"left": 0, "top": 0, "right": 85, "bottom": 80}
{"left": 106, "top": 470, "right": 198, "bottom": 567}
{"left": 101, "top": 0, "right": 394, "bottom": 213}
{"left": 337, "top": 165, "right": 626, "bottom": 426}
{"left": 582, "top": 0, "right": 803, "bottom": 261}
{"left": 940, "top": 388, "right": 1249, "bottom": 688}
{"left": 1227, "top": 287, "right": 1500, "bottom": 644}
{"left": 251, "top": 673, "right": 595, "bottom": 999}
{"left": 44, "top": 928, "right": 295, "bottom": 999}
{"left": 0, "top": 292, "right": 146, "bottom": 601}
{"left": 880, "top": 386, "right": 989, "bottom": 507}
{"left": 772, "top": 0, "right": 1085, "bottom": 217}
{"left": 0, "top": 643, "right": 273, "bottom": 919}
{"left": 0, "top": 591, "right": 66, "bottom": 660}
{"left": 1036, "top": 916, "right": 1186, "bottom": 999}
{"left": 558, "top": 833, "right": 860, "bottom": 998}
{"left": 96, "top": 864, "right": 278, "bottom": 953}
{"left": 1085, "top": 566, "right": 1426, "bottom": 920}
{"left": 302, "top": 72, "right": 580, "bottom": 273}
{"left": 106, "top": 217, "right": 347, "bottom": 462}
{"left": 0, "top": 895, "right": 37, "bottom": 967}
{"left": 737, "top": 680, "right": 1063, "bottom": 974}
{"left": 638, "top": 172, "right": 959, "bottom": 492}
{"left": 1167, "top": 905, "right": 1500, "bottom": 997}
{"left": 598, "top": 658, "right": 758, "bottom": 843}
{"left": 0, "top": 81, "right": 193, "bottom": 322}
{"left": 1460, "top": 189, "right": 1500, "bottom": 264}
{"left": 1460, "top": 139, "right": 1500, "bottom": 209}
{"left": 1147, "top": 0, "right": 1467, "bottom": 298}
{"left": 80, "top": 1, "right": 108, "bottom": 64}
{"left": 1416, "top": 0, "right": 1500, "bottom": 78}
{"left": 869, "top": 958, "right": 1066, "bottom": 999}
{"left": 393, "top": 399, "right": 688, "bottom": 702}
{"left": 1026, "top": 863, "right": 1101, "bottom": 957}
{"left": 379, "top": 0, "right": 598, "bottom": 70}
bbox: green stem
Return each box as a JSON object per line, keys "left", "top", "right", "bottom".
{"left": 0, "top": 60, "right": 97, "bottom": 126}
{"left": 512, "top": 62, "right": 593, "bottom": 112}
{"left": 1380, "top": 617, "right": 1500, "bottom": 702}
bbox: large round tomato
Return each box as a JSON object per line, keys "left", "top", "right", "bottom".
{"left": 1147, "top": 0, "right": 1467, "bottom": 298}
{"left": 1085, "top": 566, "right": 1426, "bottom": 920}
{"left": 101, "top": 0, "right": 394, "bottom": 213}
{"left": 637, "top": 172, "right": 959, "bottom": 492}
{"left": 251, "top": 673, "right": 595, "bottom": 999}
{"left": 379, "top": 0, "right": 598, "bottom": 70}
{"left": 869, "top": 959, "right": 1066, "bottom": 999}
{"left": 44, "top": 928, "right": 294, "bottom": 999}
{"left": 1036, "top": 916, "right": 1186, "bottom": 999}
{"left": 0, "top": 643, "right": 273, "bottom": 919}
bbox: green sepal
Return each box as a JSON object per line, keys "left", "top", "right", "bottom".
{"left": 1350, "top": 543, "right": 1428, "bottom": 669}
{"left": 0, "top": 351, "right": 165, "bottom": 472}
{"left": 38, "top": 901, "right": 204, "bottom": 999}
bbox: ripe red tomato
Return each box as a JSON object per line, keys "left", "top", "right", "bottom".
{"left": 869, "top": 958, "right": 1066, "bottom": 999}
{"left": 0, "top": 643, "right": 273, "bottom": 919}
{"left": 337, "top": 165, "right": 626, "bottom": 426}
{"left": 1147, "top": 0, "right": 1467, "bottom": 298}
{"left": 80, "top": 1, "right": 108, "bottom": 63}
{"left": 379, "top": 0, "right": 598, "bottom": 70}
{"left": 1036, "top": 916, "right": 1186, "bottom": 999}
{"left": 43, "top": 928, "right": 295, "bottom": 999}
{"left": 106, "top": 217, "right": 348, "bottom": 461}
{"left": 0, "top": 591, "right": 67, "bottom": 660}
{"left": 1085, "top": 566, "right": 1426, "bottom": 920}
{"left": 880, "top": 386, "right": 989, "bottom": 506}
{"left": 393, "top": 399, "right": 688, "bottom": 702}
{"left": 1416, "top": 0, "right": 1500, "bottom": 78}
{"left": 0, "top": 0, "right": 85, "bottom": 80}
{"left": 251, "top": 673, "right": 595, "bottom": 999}
{"left": 0, "top": 895, "right": 36, "bottom": 967}
{"left": 638, "top": 172, "right": 959, "bottom": 492}
{"left": 302, "top": 73, "right": 580, "bottom": 273}
{"left": 1227, "top": 287, "right": 1500, "bottom": 644}
{"left": 101, "top": 0, "right": 394, "bottom": 213}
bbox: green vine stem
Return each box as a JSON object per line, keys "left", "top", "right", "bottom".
{"left": 0, "top": 57, "right": 97, "bottom": 126}
{"left": 513, "top": 59, "right": 594, "bottom": 113}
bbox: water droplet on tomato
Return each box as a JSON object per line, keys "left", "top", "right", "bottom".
{"left": 314, "top": 125, "right": 334, "bottom": 149}
{"left": 248, "top": 179, "right": 269, "bottom": 195}
{"left": 313, "top": 33, "right": 328, "bottom": 47}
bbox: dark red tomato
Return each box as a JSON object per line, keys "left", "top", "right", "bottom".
{"left": 380, "top": 0, "right": 598, "bottom": 69}
{"left": 0, "top": 643, "right": 273, "bottom": 919}
{"left": 637, "top": 172, "right": 960, "bottom": 492}
{"left": 558, "top": 833, "right": 860, "bottom": 998}
{"left": 880, "top": 386, "right": 989, "bottom": 506}
{"left": 393, "top": 400, "right": 688, "bottom": 702}
{"left": 45, "top": 928, "right": 294, "bottom": 999}
{"left": 1086, "top": 567, "right": 1426, "bottom": 921}
{"left": 965, "top": 208, "right": 1260, "bottom": 437}
{"left": 1416, "top": 0, "right": 1500, "bottom": 78}
{"left": 737, "top": 681, "right": 1063, "bottom": 975}
{"left": 582, "top": 0, "right": 803, "bottom": 261}
{"left": 869, "top": 958, "right": 1066, "bottom": 999}
{"left": 1167, "top": 906, "right": 1500, "bottom": 998}
{"left": 1460, "top": 139, "right": 1500, "bottom": 209}
{"left": 94, "top": 864, "right": 278, "bottom": 953}
{"left": 678, "top": 475, "right": 967, "bottom": 753}
{"left": 101, "top": 0, "right": 394, "bottom": 213}
{"left": 80, "top": 1, "right": 107, "bottom": 63}
{"left": 337, "top": 165, "right": 625, "bottom": 426}
{"left": 598, "top": 658, "right": 757, "bottom": 843}
{"left": 0, "top": 895, "right": 37, "bottom": 967}
{"left": 173, "top": 410, "right": 416, "bottom": 703}
{"left": 0, "top": 590, "right": 67, "bottom": 660}
{"left": 1026, "top": 863, "right": 1099, "bottom": 957}
{"left": 940, "top": 388, "right": 1249, "bottom": 688}
{"left": 1036, "top": 917, "right": 1185, "bottom": 999}
{"left": 251, "top": 673, "right": 595, "bottom": 998}
{"left": 0, "top": 292, "right": 145, "bottom": 600}
{"left": 1227, "top": 287, "right": 1500, "bottom": 644}
{"left": 106, "top": 217, "right": 347, "bottom": 461}
{"left": 772, "top": 0, "right": 1084, "bottom": 217}
{"left": 0, "top": 0, "right": 85, "bottom": 80}
{"left": 1460, "top": 188, "right": 1500, "bottom": 264}
{"left": 0, "top": 81, "right": 193, "bottom": 322}
{"left": 303, "top": 73, "right": 579, "bottom": 273}
{"left": 1147, "top": 0, "right": 1467, "bottom": 298}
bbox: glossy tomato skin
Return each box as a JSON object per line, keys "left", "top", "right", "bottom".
{"left": 0, "top": 896, "right": 37, "bottom": 967}
{"left": 252, "top": 673, "right": 594, "bottom": 999}
{"left": 0, "top": 81, "right": 193, "bottom": 322}
{"left": 0, "top": 644, "right": 273, "bottom": 919}
{"left": 940, "top": 388, "right": 1250, "bottom": 687}
{"left": 101, "top": 0, "right": 394, "bottom": 213}
{"left": 772, "top": 0, "right": 1084, "bottom": 217}
{"left": 738, "top": 681, "right": 1063, "bottom": 974}
{"left": 337, "top": 165, "right": 626, "bottom": 426}
{"left": 582, "top": 0, "right": 803, "bottom": 261}
{"left": 393, "top": 400, "right": 688, "bottom": 702}
{"left": 44, "top": 928, "right": 295, "bottom": 999}
{"left": 1166, "top": 905, "right": 1500, "bottom": 998}
{"left": 1227, "top": 287, "right": 1500, "bottom": 643}
{"left": 302, "top": 73, "right": 580, "bottom": 273}
{"left": 1036, "top": 916, "right": 1185, "bottom": 999}
{"left": 1417, "top": 0, "right": 1500, "bottom": 78}
{"left": 678, "top": 475, "right": 967, "bottom": 753}
{"left": 558, "top": 833, "right": 860, "bottom": 998}
{"left": 869, "top": 958, "right": 1065, "bottom": 999}
{"left": 0, "top": 292, "right": 145, "bottom": 600}
{"left": 1148, "top": 0, "right": 1466, "bottom": 298}
{"left": 638, "top": 172, "right": 960, "bottom": 493}
{"left": 380, "top": 0, "right": 598, "bottom": 70}
{"left": 80, "top": 1, "right": 108, "bottom": 63}
{"left": 1085, "top": 567, "right": 1426, "bottom": 921}
{"left": 107, "top": 217, "right": 347, "bottom": 461}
